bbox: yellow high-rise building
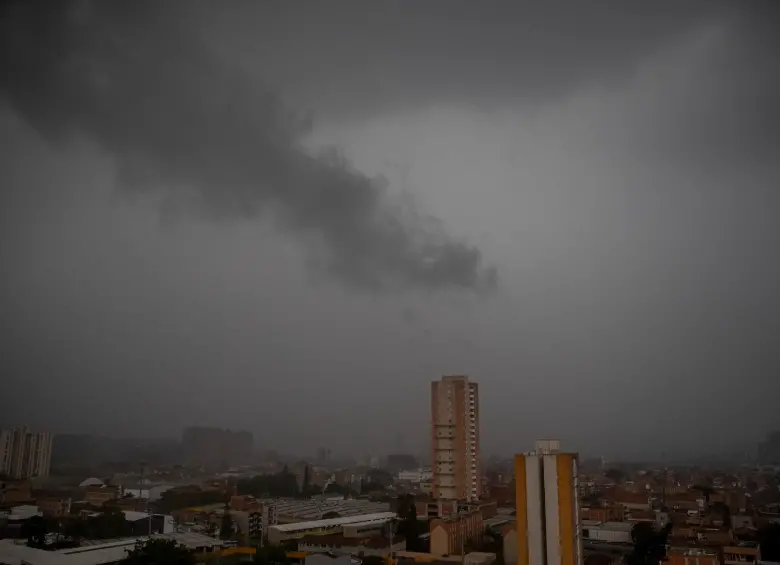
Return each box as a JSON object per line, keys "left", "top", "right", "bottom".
{"left": 514, "top": 439, "right": 582, "bottom": 565}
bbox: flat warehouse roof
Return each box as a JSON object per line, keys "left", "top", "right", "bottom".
{"left": 270, "top": 512, "right": 397, "bottom": 532}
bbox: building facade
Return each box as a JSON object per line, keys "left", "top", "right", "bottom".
{"left": 514, "top": 440, "right": 583, "bottom": 565}
{"left": 429, "top": 509, "right": 484, "bottom": 556}
{"left": 431, "top": 375, "right": 480, "bottom": 502}
{"left": 0, "top": 427, "right": 53, "bottom": 480}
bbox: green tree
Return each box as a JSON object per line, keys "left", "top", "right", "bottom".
{"left": 757, "top": 523, "right": 780, "bottom": 561}
{"left": 626, "top": 522, "right": 670, "bottom": 565}
{"left": 23, "top": 515, "right": 49, "bottom": 548}
{"left": 395, "top": 494, "right": 422, "bottom": 552}
{"left": 157, "top": 488, "right": 227, "bottom": 513}
{"left": 124, "top": 538, "right": 196, "bottom": 565}
{"left": 253, "top": 545, "right": 290, "bottom": 565}
{"left": 220, "top": 507, "right": 234, "bottom": 540}
{"left": 302, "top": 465, "right": 311, "bottom": 496}
{"left": 237, "top": 469, "right": 299, "bottom": 499}
{"left": 692, "top": 485, "right": 715, "bottom": 504}
{"left": 61, "top": 517, "right": 88, "bottom": 541}
{"left": 88, "top": 507, "right": 130, "bottom": 538}
{"left": 604, "top": 468, "right": 626, "bottom": 484}
{"left": 205, "top": 521, "right": 218, "bottom": 537}
{"left": 482, "top": 530, "right": 504, "bottom": 565}
{"left": 709, "top": 501, "right": 730, "bottom": 527}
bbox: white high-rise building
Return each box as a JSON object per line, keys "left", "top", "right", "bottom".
{"left": 431, "top": 375, "right": 480, "bottom": 501}
{"left": 0, "top": 426, "right": 53, "bottom": 480}
{"left": 514, "top": 440, "right": 582, "bottom": 565}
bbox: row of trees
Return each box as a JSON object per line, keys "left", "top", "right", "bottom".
{"left": 237, "top": 467, "right": 301, "bottom": 499}
{"left": 124, "top": 539, "right": 196, "bottom": 565}
{"left": 23, "top": 507, "right": 139, "bottom": 549}
{"left": 144, "top": 465, "right": 396, "bottom": 514}
{"left": 236, "top": 465, "right": 389, "bottom": 500}
{"left": 156, "top": 488, "right": 227, "bottom": 513}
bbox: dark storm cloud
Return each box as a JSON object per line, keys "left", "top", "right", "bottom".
{"left": 605, "top": 2, "right": 780, "bottom": 173}
{"left": 224, "top": 1, "right": 776, "bottom": 173}
{"left": 220, "top": 0, "right": 734, "bottom": 115}
{"left": 0, "top": 0, "right": 495, "bottom": 292}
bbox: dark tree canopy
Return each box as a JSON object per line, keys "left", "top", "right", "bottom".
{"left": 124, "top": 538, "right": 196, "bottom": 565}
{"left": 254, "top": 545, "right": 290, "bottom": 565}
{"left": 220, "top": 508, "right": 234, "bottom": 540}
{"left": 604, "top": 468, "right": 626, "bottom": 483}
{"left": 626, "top": 522, "right": 670, "bottom": 565}
{"left": 758, "top": 523, "right": 780, "bottom": 561}
{"left": 238, "top": 470, "right": 300, "bottom": 498}
{"left": 395, "top": 494, "right": 422, "bottom": 552}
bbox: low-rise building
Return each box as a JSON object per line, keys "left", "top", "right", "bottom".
{"left": 613, "top": 491, "right": 650, "bottom": 512}
{"left": 429, "top": 510, "right": 482, "bottom": 557}
{"left": 0, "top": 532, "right": 223, "bottom": 565}
{"left": 580, "top": 521, "right": 633, "bottom": 544}
{"left": 304, "top": 554, "right": 356, "bottom": 565}
{"left": 84, "top": 485, "right": 121, "bottom": 508}
{"left": 415, "top": 500, "right": 496, "bottom": 521}
{"left": 267, "top": 513, "right": 397, "bottom": 544}
{"left": 398, "top": 469, "right": 433, "bottom": 483}
{"left": 723, "top": 542, "right": 761, "bottom": 565}
{"left": 666, "top": 547, "right": 720, "bottom": 565}
{"left": 581, "top": 506, "right": 623, "bottom": 523}
{"left": 501, "top": 524, "right": 517, "bottom": 565}
{"left": 298, "top": 533, "right": 405, "bottom": 557}
{"left": 273, "top": 498, "right": 390, "bottom": 524}
{"left": 2, "top": 504, "right": 41, "bottom": 521}
{"left": 37, "top": 497, "right": 71, "bottom": 518}
{"left": 120, "top": 511, "right": 176, "bottom": 535}
{"left": 120, "top": 484, "right": 174, "bottom": 501}
{"left": 0, "top": 481, "right": 33, "bottom": 507}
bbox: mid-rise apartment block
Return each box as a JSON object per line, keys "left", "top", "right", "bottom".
{"left": 514, "top": 439, "right": 582, "bottom": 565}
{"left": 431, "top": 375, "right": 480, "bottom": 502}
{"left": 0, "top": 426, "right": 53, "bottom": 480}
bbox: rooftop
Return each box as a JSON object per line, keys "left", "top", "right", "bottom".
{"left": 299, "top": 533, "right": 403, "bottom": 549}
{"left": 271, "top": 512, "right": 397, "bottom": 533}
{"left": 0, "top": 532, "right": 221, "bottom": 565}
{"left": 581, "top": 521, "right": 634, "bottom": 531}
{"left": 270, "top": 498, "right": 391, "bottom": 521}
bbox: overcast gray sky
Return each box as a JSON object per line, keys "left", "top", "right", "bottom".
{"left": 1, "top": 0, "right": 779, "bottom": 461}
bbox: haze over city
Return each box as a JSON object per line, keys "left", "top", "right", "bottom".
{"left": 1, "top": 0, "right": 779, "bottom": 461}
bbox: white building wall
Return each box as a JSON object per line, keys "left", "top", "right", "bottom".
{"left": 525, "top": 455, "right": 544, "bottom": 565}
{"left": 584, "top": 528, "right": 631, "bottom": 544}
{"left": 573, "top": 457, "right": 583, "bottom": 565}
{"left": 543, "top": 455, "right": 561, "bottom": 565}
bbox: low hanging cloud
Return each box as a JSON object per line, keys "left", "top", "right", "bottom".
{"left": 0, "top": 0, "right": 496, "bottom": 292}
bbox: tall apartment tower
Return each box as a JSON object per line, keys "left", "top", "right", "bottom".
{"left": 431, "top": 375, "right": 480, "bottom": 501}
{"left": 0, "top": 426, "right": 53, "bottom": 480}
{"left": 514, "top": 440, "right": 582, "bottom": 565}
